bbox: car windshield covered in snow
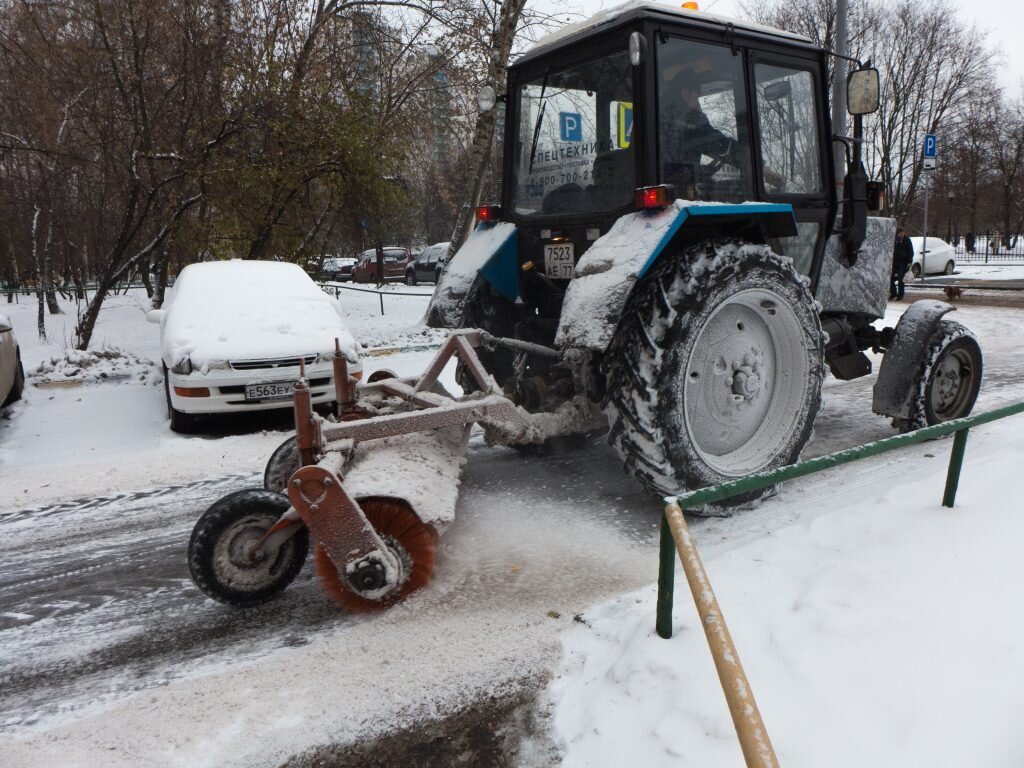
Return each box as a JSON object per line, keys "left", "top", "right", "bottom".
{"left": 163, "top": 260, "right": 358, "bottom": 368}
{"left": 510, "top": 47, "right": 636, "bottom": 217}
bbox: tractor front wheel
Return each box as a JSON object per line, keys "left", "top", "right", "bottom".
{"left": 896, "top": 319, "right": 982, "bottom": 432}
{"left": 602, "top": 240, "right": 824, "bottom": 508}
{"left": 188, "top": 490, "right": 308, "bottom": 607}
{"left": 454, "top": 276, "right": 517, "bottom": 394}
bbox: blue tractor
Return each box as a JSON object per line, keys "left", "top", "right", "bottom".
{"left": 428, "top": 1, "right": 982, "bottom": 505}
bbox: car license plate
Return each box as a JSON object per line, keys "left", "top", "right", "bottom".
{"left": 544, "top": 243, "right": 575, "bottom": 279}
{"left": 245, "top": 381, "right": 295, "bottom": 401}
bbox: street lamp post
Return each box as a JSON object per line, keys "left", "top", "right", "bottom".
{"left": 947, "top": 191, "right": 955, "bottom": 244}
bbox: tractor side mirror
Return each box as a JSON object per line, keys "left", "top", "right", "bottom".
{"left": 847, "top": 68, "right": 879, "bottom": 115}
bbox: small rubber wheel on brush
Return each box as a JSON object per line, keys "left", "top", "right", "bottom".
{"left": 188, "top": 489, "right": 309, "bottom": 607}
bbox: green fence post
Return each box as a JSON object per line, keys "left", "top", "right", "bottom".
{"left": 942, "top": 428, "right": 970, "bottom": 508}
{"left": 656, "top": 512, "right": 676, "bottom": 639}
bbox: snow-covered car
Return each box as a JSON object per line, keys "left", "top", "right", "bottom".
{"left": 149, "top": 260, "right": 362, "bottom": 432}
{"left": 0, "top": 312, "right": 25, "bottom": 409}
{"left": 320, "top": 256, "right": 357, "bottom": 282}
{"left": 908, "top": 237, "right": 956, "bottom": 277}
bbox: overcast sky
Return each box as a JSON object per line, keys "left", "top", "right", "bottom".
{"left": 571, "top": 0, "right": 1023, "bottom": 94}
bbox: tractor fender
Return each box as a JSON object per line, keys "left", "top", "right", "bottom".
{"left": 872, "top": 300, "right": 956, "bottom": 419}
{"left": 426, "top": 222, "right": 518, "bottom": 328}
{"left": 555, "top": 200, "right": 795, "bottom": 351}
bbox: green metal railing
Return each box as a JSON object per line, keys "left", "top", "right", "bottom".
{"left": 656, "top": 399, "right": 1024, "bottom": 640}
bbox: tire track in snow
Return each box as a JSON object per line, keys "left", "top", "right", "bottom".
{"left": 0, "top": 471, "right": 257, "bottom": 523}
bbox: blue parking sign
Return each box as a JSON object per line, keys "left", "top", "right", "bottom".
{"left": 923, "top": 134, "right": 937, "bottom": 158}
{"left": 560, "top": 112, "right": 582, "bottom": 142}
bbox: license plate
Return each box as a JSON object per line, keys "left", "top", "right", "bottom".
{"left": 245, "top": 381, "right": 295, "bottom": 401}
{"left": 544, "top": 243, "right": 575, "bottom": 279}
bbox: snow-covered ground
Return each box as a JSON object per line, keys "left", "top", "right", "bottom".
{"left": 1, "top": 280, "right": 1023, "bottom": 766}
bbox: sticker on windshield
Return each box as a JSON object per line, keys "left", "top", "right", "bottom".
{"left": 617, "top": 102, "right": 633, "bottom": 149}
{"left": 560, "top": 112, "right": 582, "bottom": 142}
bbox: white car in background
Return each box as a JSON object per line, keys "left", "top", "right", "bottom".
{"left": 149, "top": 260, "right": 362, "bottom": 433}
{"left": 0, "top": 312, "right": 25, "bottom": 409}
{"left": 908, "top": 236, "right": 956, "bottom": 277}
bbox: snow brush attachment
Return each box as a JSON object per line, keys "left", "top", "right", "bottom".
{"left": 314, "top": 497, "right": 437, "bottom": 612}
{"left": 287, "top": 465, "right": 437, "bottom": 611}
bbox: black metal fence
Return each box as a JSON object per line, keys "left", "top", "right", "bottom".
{"left": 950, "top": 233, "right": 1024, "bottom": 264}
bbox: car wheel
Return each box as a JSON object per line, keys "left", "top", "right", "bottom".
{"left": 164, "top": 365, "right": 198, "bottom": 433}
{"left": 944, "top": 260, "right": 955, "bottom": 275}
{"left": 405, "top": 270, "right": 416, "bottom": 286}
{"left": 2, "top": 351, "right": 24, "bottom": 407}
{"left": 911, "top": 263, "right": 921, "bottom": 278}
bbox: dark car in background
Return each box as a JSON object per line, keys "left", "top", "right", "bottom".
{"left": 405, "top": 242, "right": 450, "bottom": 285}
{"left": 320, "top": 256, "right": 357, "bottom": 282}
{"left": 352, "top": 247, "right": 411, "bottom": 283}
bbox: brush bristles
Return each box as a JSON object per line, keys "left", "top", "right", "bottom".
{"left": 315, "top": 496, "right": 438, "bottom": 612}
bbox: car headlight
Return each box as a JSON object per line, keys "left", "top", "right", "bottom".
{"left": 170, "top": 356, "right": 192, "bottom": 375}
{"left": 316, "top": 350, "right": 360, "bottom": 366}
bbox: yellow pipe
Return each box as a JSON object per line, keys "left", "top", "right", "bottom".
{"left": 663, "top": 500, "right": 780, "bottom": 768}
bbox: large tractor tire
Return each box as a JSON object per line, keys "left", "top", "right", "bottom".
{"left": 602, "top": 240, "right": 824, "bottom": 508}
{"left": 895, "top": 319, "right": 982, "bottom": 433}
{"left": 188, "top": 489, "right": 309, "bottom": 607}
{"left": 455, "top": 276, "right": 518, "bottom": 394}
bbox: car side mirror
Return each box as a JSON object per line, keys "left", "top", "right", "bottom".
{"left": 0, "top": 319, "right": 11, "bottom": 333}
{"left": 847, "top": 67, "right": 879, "bottom": 115}
{"left": 147, "top": 309, "right": 166, "bottom": 324}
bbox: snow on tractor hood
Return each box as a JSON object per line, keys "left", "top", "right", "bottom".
{"left": 160, "top": 260, "right": 359, "bottom": 370}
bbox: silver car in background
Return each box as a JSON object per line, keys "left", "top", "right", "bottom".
{"left": 0, "top": 312, "right": 25, "bottom": 409}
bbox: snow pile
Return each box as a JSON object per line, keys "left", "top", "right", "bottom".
{"left": 547, "top": 416, "right": 1024, "bottom": 766}
{"left": 30, "top": 347, "right": 158, "bottom": 385}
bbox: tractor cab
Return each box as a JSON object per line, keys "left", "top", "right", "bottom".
{"left": 501, "top": 1, "right": 874, "bottom": 294}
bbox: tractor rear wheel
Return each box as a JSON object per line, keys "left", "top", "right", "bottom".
{"left": 315, "top": 497, "right": 437, "bottom": 612}
{"left": 896, "top": 319, "right": 982, "bottom": 432}
{"left": 602, "top": 240, "right": 824, "bottom": 508}
{"left": 188, "top": 489, "right": 309, "bottom": 607}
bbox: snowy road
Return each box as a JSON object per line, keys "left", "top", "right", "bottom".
{"left": 0, "top": 299, "right": 1022, "bottom": 765}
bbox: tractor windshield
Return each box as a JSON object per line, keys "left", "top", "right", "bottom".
{"left": 510, "top": 49, "right": 635, "bottom": 217}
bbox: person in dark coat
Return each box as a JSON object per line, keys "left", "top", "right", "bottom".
{"left": 891, "top": 227, "right": 914, "bottom": 300}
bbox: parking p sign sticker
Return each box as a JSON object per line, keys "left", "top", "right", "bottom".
{"left": 560, "top": 112, "right": 582, "bottom": 143}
